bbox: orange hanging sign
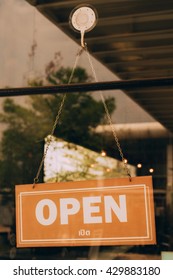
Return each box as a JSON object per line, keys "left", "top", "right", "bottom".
{"left": 15, "top": 176, "right": 156, "bottom": 247}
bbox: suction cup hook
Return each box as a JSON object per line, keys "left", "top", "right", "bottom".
{"left": 69, "top": 5, "right": 98, "bottom": 48}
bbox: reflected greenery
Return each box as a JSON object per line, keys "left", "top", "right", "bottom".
{"left": 0, "top": 57, "right": 115, "bottom": 189}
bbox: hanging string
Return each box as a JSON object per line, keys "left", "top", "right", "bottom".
{"left": 33, "top": 47, "right": 84, "bottom": 187}
{"left": 33, "top": 42, "right": 131, "bottom": 186}
{"left": 84, "top": 45, "right": 132, "bottom": 180}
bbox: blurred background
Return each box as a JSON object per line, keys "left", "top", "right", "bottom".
{"left": 0, "top": 0, "right": 173, "bottom": 260}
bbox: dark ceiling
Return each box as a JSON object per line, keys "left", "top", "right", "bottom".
{"left": 26, "top": 0, "right": 173, "bottom": 133}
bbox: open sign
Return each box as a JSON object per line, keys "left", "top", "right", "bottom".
{"left": 35, "top": 194, "right": 127, "bottom": 226}
{"left": 15, "top": 176, "right": 156, "bottom": 247}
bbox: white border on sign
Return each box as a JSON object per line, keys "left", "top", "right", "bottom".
{"left": 17, "top": 184, "right": 153, "bottom": 245}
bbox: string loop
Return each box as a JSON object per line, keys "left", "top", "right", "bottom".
{"left": 33, "top": 45, "right": 131, "bottom": 187}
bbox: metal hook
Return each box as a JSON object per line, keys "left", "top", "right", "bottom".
{"left": 81, "top": 30, "right": 86, "bottom": 48}
{"left": 33, "top": 177, "right": 39, "bottom": 188}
